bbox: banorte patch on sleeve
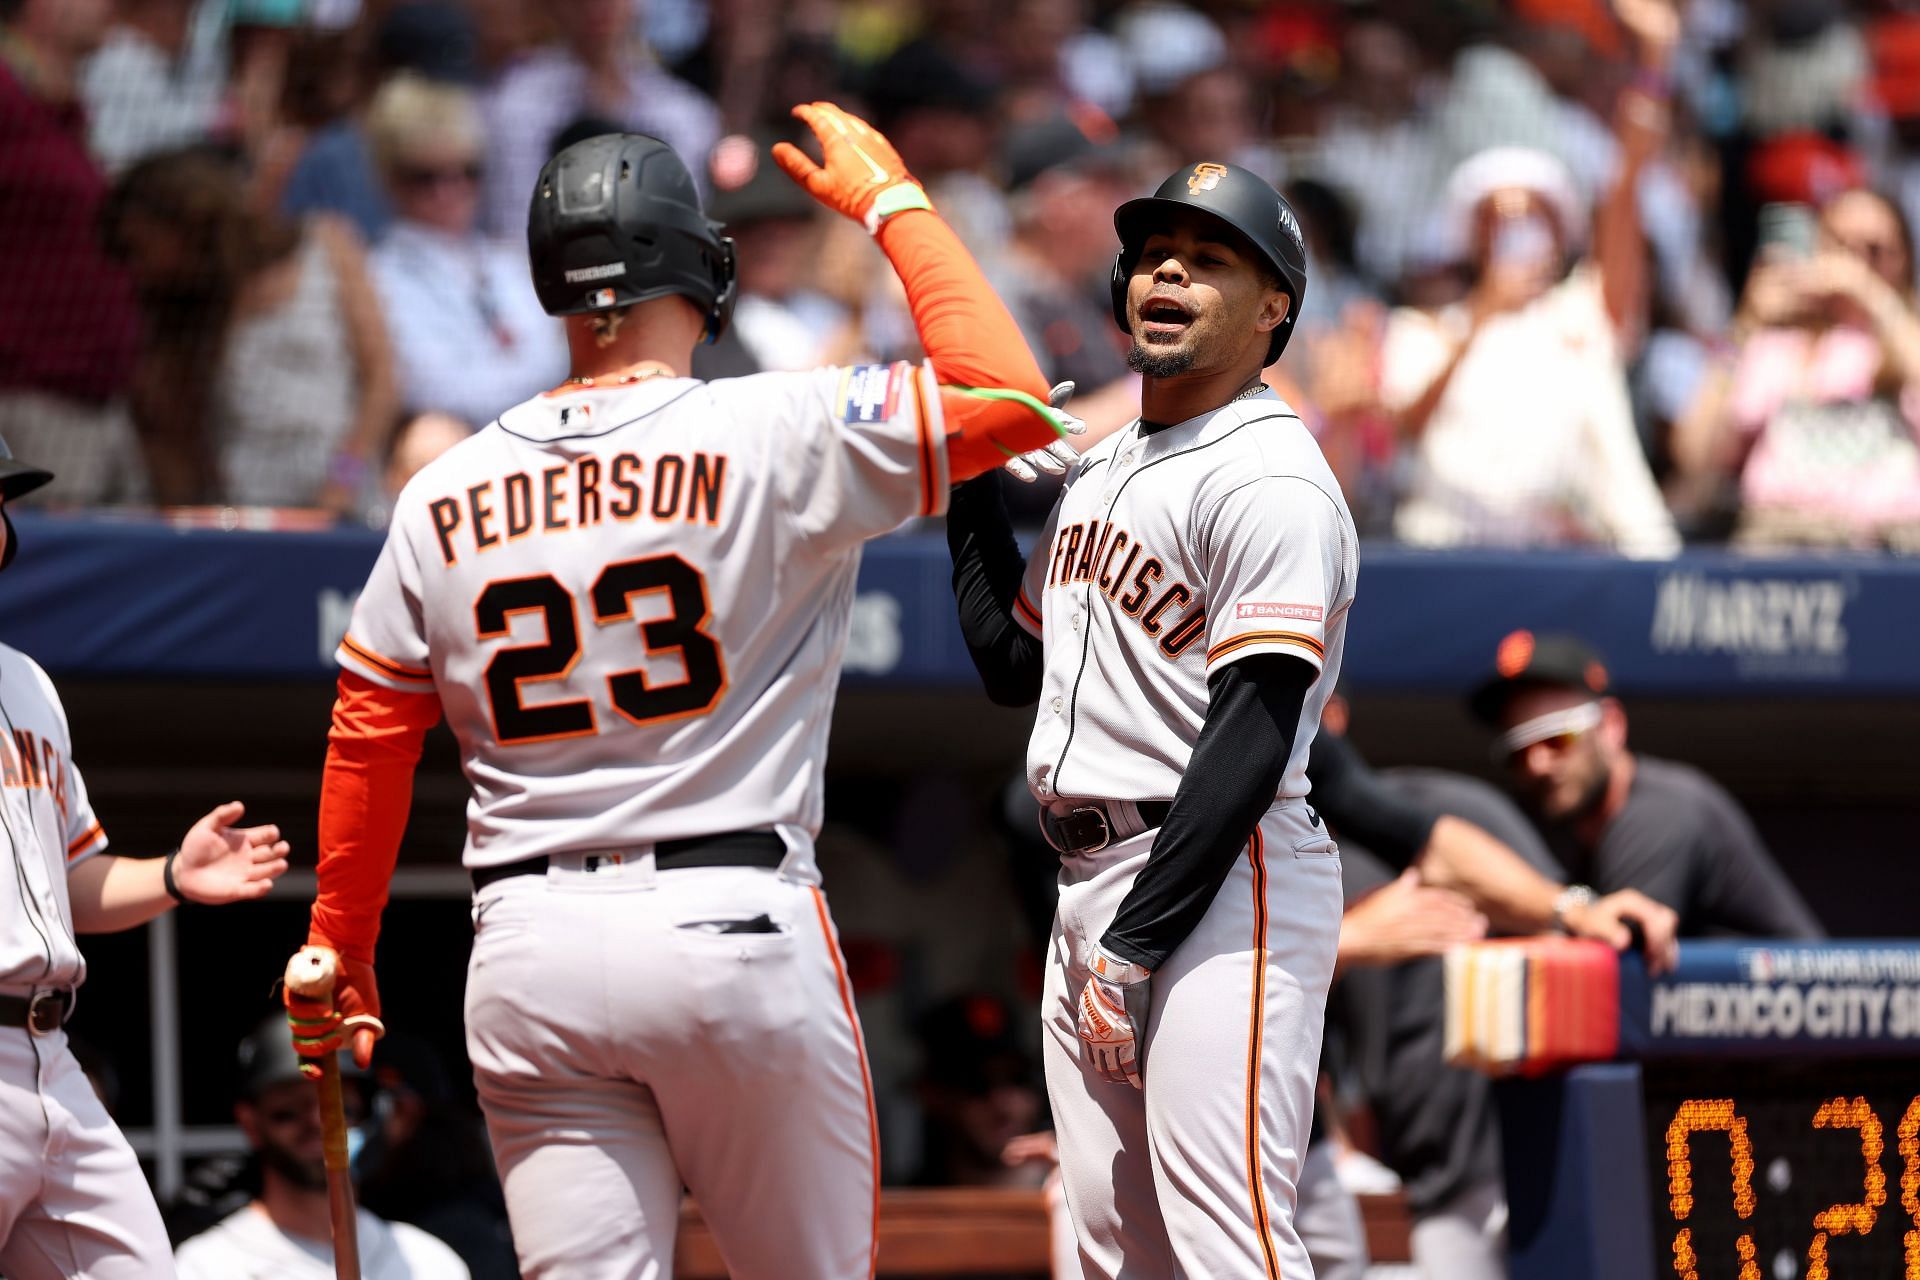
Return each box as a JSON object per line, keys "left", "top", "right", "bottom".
{"left": 839, "top": 363, "right": 905, "bottom": 424}
{"left": 1235, "top": 602, "right": 1324, "bottom": 622}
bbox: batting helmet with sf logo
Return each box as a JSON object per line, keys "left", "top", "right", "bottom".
{"left": 1109, "top": 161, "right": 1309, "bottom": 365}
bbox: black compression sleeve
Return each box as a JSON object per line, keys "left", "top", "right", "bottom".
{"left": 1101, "top": 653, "right": 1315, "bottom": 970}
{"left": 1304, "top": 731, "right": 1442, "bottom": 871}
{"left": 946, "top": 475, "right": 1044, "bottom": 706}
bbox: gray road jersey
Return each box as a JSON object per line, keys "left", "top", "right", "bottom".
{"left": 1015, "top": 390, "right": 1358, "bottom": 804}
{"left": 339, "top": 363, "right": 949, "bottom": 871}
{"left": 0, "top": 644, "right": 106, "bottom": 989}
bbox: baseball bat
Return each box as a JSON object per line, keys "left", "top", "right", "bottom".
{"left": 285, "top": 946, "right": 363, "bottom": 1280}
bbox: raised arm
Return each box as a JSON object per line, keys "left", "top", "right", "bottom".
{"left": 773, "top": 102, "right": 1063, "bottom": 479}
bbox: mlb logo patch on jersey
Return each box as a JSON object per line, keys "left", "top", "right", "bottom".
{"left": 839, "top": 364, "right": 904, "bottom": 424}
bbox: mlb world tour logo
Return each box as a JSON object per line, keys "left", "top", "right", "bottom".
{"left": 1648, "top": 571, "right": 1849, "bottom": 670}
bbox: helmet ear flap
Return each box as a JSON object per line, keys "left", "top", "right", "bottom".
{"left": 1109, "top": 249, "right": 1130, "bottom": 337}
{"left": 704, "top": 234, "right": 738, "bottom": 343}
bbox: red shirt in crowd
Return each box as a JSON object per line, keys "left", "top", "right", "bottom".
{"left": 0, "top": 62, "right": 139, "bottom": 403}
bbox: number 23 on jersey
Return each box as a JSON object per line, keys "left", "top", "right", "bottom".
{"left": 474, "top": 554, "right": 727, "bottom": 745}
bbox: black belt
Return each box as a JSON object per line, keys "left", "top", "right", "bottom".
{"left": 471, "top": 831, "right": 787, "bottom": 893}
{"left": 0, "top": 990, "right": 71, "bottom": 1035}
{"left": 1040, "top": 800, "right": 1172, "bottom": 856}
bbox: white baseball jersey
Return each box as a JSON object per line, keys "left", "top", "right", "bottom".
{"left": 1014, "top": 389, "right": 1357, "bottom": 805}
{"left": 0, "top": 643, "right": 107, "bottom": 991}
{"left": 337, "top": 363, "right": 948, "bottom": 870}
{"left": 175, "top": 1205, "right": 469, "bottom": 1280}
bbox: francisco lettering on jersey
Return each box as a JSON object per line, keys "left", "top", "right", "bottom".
{"left": 0, "top": 729, "right": 72, "bottom": 830}
{"left": 1046, "top": 519, "right": 1207, "bottom": 659}
{"left": 426, "top": 452, "right": 729, "bottom": 566}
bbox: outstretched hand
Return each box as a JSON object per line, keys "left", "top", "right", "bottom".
{"left": 1564, "top": 887, "right": 1680, "bottom": 975}
{"left": 171, "top": 801, "right": 289, "bottom": 905}
{"left": 772, "top": 102, "right": 928, "bottom": 232}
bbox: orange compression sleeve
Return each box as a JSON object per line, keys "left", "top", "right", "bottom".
{"left": 875, "top": 208, "right": 1060, "bottom": 481}
{"left": 307, "top": 670, "right": 441, "bottom": 964}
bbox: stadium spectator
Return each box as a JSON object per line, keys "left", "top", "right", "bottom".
{"left": 0, "top": 0, "right": 148, "bottom": 504}
{"left": 104, "top": 146, "right": 396, "bottom": 511}
{"left": 989, "top": 111, "right": 1139, "bottom": 447}
{"left": 479, "top": 0, "right": 720, "bottom": 236}
{"left": 78, "top": 0, "right": 223, "bottom": 175}
{"left": 1303, "top": 18, "right": 1442, "bottom": 289}
{"left": 702, "top": 130, "right": 853, "bottom": 373}
{"left": 281, "top": 1, "right": 485, "bottom": 243}
{"left": 174, "top": 1014, "right": 469, "bottom": 1280}
{"left": 366, "top": 73, "right": 565, "bottom": 428}
{"left": 1670, "top": 187, "right": 1920, "bottom": 551}
{"left": 864, "top": 38, "right": 1008, "bottom": 257}
{"left": 384, "top": 410, "right": 471, "bottom": 503}
{"left": 1377, "top": 144, "right": 1680, "bottom": 555}
{"left": 910, "top": 993, "right": 1047, "bottom": 1189}
{"left": 1472, "top": 630, "right": 1825, "bottom": 937}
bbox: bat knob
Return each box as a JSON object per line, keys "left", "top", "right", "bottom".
{"left": 285, "top": 945, "right": 341, "bottom": 1002}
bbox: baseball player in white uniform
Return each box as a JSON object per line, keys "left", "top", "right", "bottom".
{"left": 948, "top": 162, "right": 1353, "bottom": 1278}
{"left": 286, "top": 106, "right": 1066, "bottom": 1279}
{"left": 0, "top": 438, "right": 290, "bottom": 1279}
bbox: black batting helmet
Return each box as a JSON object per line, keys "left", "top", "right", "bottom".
{"left": 1109, "top": 161, "right": 1309, "bottom": 365}
{"left": 0, "top": 433, "right": 52, "bottom": 573}
{"left": 528, "top": 133, "right": 737, "bottom": 341}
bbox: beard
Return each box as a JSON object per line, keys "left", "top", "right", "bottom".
{"left": 257, "top": 1136, "right": 330, "bottom": 1193}
{"left": 1126, "top": 341, "right": 1196, "bottom": 377}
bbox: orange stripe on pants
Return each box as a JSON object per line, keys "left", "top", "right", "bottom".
{"left": 811, "top": 886, "right": 882, "bottom": 1279}
{"left": 1244, "top": 830, "right": 1283, "bottom": 1279}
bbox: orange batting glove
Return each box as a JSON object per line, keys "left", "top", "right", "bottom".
{"left": 284, "top": 945, "right": 384, "bottom": 1073}
{"left": 771, "top": 101, "right": 933, "bottom": 233}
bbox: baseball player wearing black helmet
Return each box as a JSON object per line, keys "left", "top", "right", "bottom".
{"left": 526, "top": 132, "right": 738, "bottom": 336}
{"left": 292, "top": 108, "right": 1072, "bottom": 1280}
{"left": 948, "top": 162, "right": 1354, "bottom": 1278}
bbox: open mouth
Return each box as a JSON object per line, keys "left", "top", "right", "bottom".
{"left": 1138, "top": 295, "right": 1194, "bottom": 341}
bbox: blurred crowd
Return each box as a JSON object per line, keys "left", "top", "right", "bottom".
{"left": 7, "top": 0, "right": 1920, "bottom": 552}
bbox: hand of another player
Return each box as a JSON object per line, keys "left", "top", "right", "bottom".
{"left": 1001, "top": 1130, "right": 1060, "bottom": 1169}
{"left": 171, "top": 801, "right": 290, "bottom": 905}
{"left": 284, "top": 945, "right": 384, "bottom": 1071}
{"left": 1564, "top": 888, "right": 1680, "bottom": 976}
{"left": 1004, "top": 381, "right": 1087, "bottom": 482}
{"left": 772, "top": 102, "right": 928, "bottom": 232}
{"left": 1078, "top": 947, "right": 1149, "bottom": 1089}
{"left": 1338, "top": 869, "right": 1488, "bottom": 968}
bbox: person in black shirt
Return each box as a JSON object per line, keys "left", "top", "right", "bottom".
{"left": 1469, "top": 631, "right": 1824, "bottom": 939}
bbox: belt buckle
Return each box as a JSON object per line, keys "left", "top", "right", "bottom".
{"left": 1068, "top": 805, "right": 1112, "bottom": 855}
{"left": 26, "top": 992, "right": 62, "bottom": 1036}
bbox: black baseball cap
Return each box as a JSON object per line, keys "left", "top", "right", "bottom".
{"left": 0, "top": 434, "right": 53, "bottom": 502}
{"left": 1468, "top": 630, "right": 1612, "bottom": 724}
{"left": 1002, "top": 107, "right": 1128, "bottom": 192}
{"left": 236, "top": 1011, "right": 367, "bottom": 1099}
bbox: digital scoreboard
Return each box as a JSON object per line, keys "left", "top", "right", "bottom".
{"left": 1494, "top": 941, "right": 1920, "bottom": 1280}
{"left": 1642, "top": 1061, "right": 1919, "bottom": 1279}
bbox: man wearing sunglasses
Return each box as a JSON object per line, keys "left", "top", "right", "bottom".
{"left": 1471, "top": 630, "right": 1823, "bottom": 939}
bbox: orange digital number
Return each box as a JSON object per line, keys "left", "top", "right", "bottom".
{"left": 1900, "top": 1096, "right": 1920, "bottom": 1278}
{"left": 1805, "top": 1097, "right": 1886, "bottom": 1280}
{"left": 1667, "top": 1099, "right": 1759, "bottom": 1280}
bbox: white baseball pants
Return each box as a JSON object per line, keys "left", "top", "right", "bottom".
{"left": 1043, "top": 804, "right": 1343, "bottom": 1280}
{"left": 463, "top": 853, "right": 879, "bottom": 1280}
{"left": 0, "top": 1022, "right": 174, "bottom": 1278}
